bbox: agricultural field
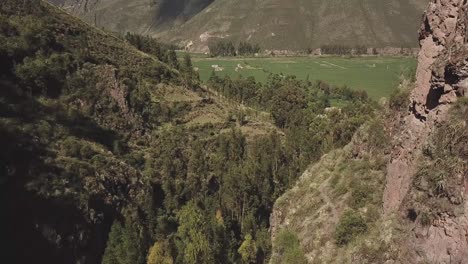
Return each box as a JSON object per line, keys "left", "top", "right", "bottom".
{"left": 190, "top": 56, "right": 417, "bottom": 100}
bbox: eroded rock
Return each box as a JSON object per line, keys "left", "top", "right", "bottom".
{"left": 384, "top": 0, "right": 468, "bottom": 262}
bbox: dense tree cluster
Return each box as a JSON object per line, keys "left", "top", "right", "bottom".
{"left": 208, "top": 40, "right": 236, "bottom": 57}
{"left": 320, "top": 45, "right": 368, "bottom": 55}
{"left": 124, "top": 32, "right": 181, "bottom": 69}
{"left": 208, "top": 40, "right": 261, "bottom": 57}
{"left": 237, "top": 41, "right": 261, "bottom": 56}
{"left": 354, "top": 45, "right": 368, "bottom": 55}
{"left": 321, "top": 45, "right": 353, "bottom": 55}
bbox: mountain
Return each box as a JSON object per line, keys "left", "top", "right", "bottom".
{"left": 51, "top": 0, "right": 429, "bottom": 52}
{"left": 50, "top": 0, "right": 215, "bottom": 36}
{"left": 270, "top": 0, "right": 468, "bottom": 262}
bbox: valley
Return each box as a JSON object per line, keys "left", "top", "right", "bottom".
{"left": 189, "top": 55, "right": 416, "bottom": 100}
{"left": 2, "top": 0, "right": 468, "bottom": 264}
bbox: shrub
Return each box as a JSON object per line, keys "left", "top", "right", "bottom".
{"left": 419, "top": 211, "right": 432, "bottom": 226}
{"left": 389, "top": 87, "right": 410, "bottom": 111}
{"left": 334, "top": 210, "right": 367, "bottom": 245}
{"left": 348, "top": 184, "right": 372, "bottom": 209}
{"left": 60, "top": 137, "right": 81, "bottom": 157}
{"left": 147, "top": 241, "right": 174, "bottom": 264}
{"left": 238, "top": 234, "right": 257, "bottom": 264}
{"left": 273, "top": 230, "right": 307, "bottom": 264}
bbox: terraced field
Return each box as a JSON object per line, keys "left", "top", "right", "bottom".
{"left": 192, "top": 56, "right": 417, "bottom": 100}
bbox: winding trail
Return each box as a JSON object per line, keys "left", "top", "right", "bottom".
{"left": 318, "top": 176, "right": 339, "bottom": 224}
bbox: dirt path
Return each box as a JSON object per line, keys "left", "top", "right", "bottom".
{"left": 318, "top": 176, "right": 339, "bottom": 224}
{"left": 321, "top": 61, "right": 347, "bottom": 70}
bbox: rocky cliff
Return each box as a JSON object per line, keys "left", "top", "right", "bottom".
{"left": 389, "top": 0, "right": 468, "bottom": 262}
{"left": 384, "top": 0, "right": 467, "bottom": 217}
{"left": 270, "top": 0, "right": 468, "bottom": 263}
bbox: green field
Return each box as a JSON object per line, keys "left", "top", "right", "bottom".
{"left": 191, "top": 56, "right": 417, "bottom": 100}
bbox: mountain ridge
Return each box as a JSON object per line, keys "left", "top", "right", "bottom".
{"left": 50, "top": 0, "right": 429, "bottom": 52}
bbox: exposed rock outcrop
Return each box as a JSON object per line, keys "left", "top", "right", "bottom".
{"left": 384, "top": 0, "right": 467, "bottom": 214}
{"left": 385, "top": 0, "right": 468, "bottom": 262}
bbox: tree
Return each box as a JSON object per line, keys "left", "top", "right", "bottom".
{"left": 167, "top": 50, "right": 179, "bottom": 70}
{"left": 272, "top": 230, "right": 307, "bottom": 264}
{"left": 147, "top": 241, "right": 174, "bottom": 264}
{"left": 102, "top": 221, "right": 124, "bottom": 264}
{"left": 182, "top": 53, "right": 193, "bottom": 72}
{"left": 181, "top": 53, "right": 197, "bottom": 89}
{"left": 270, "top": 84, "right": 308, "bottom": 128}
{"left": 238, "top": 234, "right": 257, "bottom": 264}
{"left": 176, "top": 202, "right": 214, "bottom": 264}
{"left": 102, "top": 220, "right": 145, "bottom": 264}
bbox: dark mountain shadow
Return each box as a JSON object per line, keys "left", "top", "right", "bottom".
{"left": 153, "top": 0, "right": 214, "bottom": 27}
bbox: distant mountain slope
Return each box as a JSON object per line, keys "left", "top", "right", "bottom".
{"left": 51, "top": 0, "right": 428, "bottom": 52}
{"left": 52, "top": 0, "right": 214, "bottom": 35}
{"left": 157, "top": 0, "right": 429, "bottom": 52}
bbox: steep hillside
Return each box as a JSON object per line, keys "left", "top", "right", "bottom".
{"left": 269, "top": 0, "right": 468, "bottom": 263}
{"left": 51, "top": 0, "right": 428, "bottom": 52}
{"left": 0, "top": 1, "right": 273, "bottom": 263}
{"left": 1, "top": 1, "right": 380, "bottom": 264}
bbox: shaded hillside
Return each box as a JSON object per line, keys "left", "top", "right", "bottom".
{"left": 50, "top": 0, "right": 428, "bottom": 52}
{"left": 52, "top": 0, "right": 214, "bottom": 34}
{"left": 1, "top": 1, "right": 378, "bottom": 263}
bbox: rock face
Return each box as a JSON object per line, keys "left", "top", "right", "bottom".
{"left": 384, "top": 0, "right": 467, "bottom": 214}
{"left": 412, "top": 0, "right": 468, "bottom": 120}
{"left": 384, "top": 0, "right": 468, "bottom": 262}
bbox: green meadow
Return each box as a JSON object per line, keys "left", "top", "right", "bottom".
{"left": 190, "top": 56, "right": 417, "bottom": 100}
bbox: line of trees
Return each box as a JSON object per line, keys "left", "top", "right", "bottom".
{"left": 320, "top": 45, "right": 368, "bottom": 55}
{"left": 238, "top": 41, "right": 261, "bottom": 56}
{"left": 209, "top": 40, "right": 261, "bottom": 57}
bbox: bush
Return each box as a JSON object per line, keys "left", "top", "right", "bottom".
{"left": 60, "top": 137, "right": 81, "bottom": 157}
{"left": 389, "top": 87, "right": 410, "bottom": 111}
{"left": 348, "top": 184, "right": 372, "bottom": 209}
{"left": 334, "top": 210, "right": 367, "bottom": 245}
{"left": 15, "top": 53, "right": 74, "bottom": 97}
{"left": 273, "top": 230, "right": 307, "bottom": 264}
